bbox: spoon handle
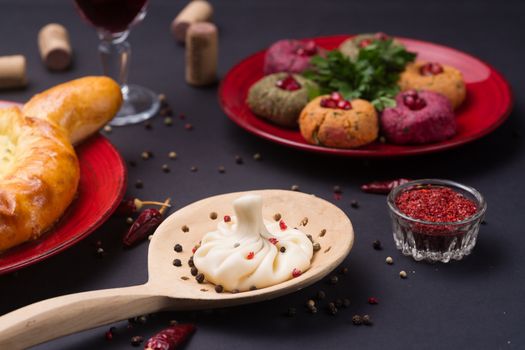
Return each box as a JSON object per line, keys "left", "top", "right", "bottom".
{"left": 0, "top": 284, "right": 171, "bottom": 349}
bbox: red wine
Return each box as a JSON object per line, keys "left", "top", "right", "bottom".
{"left": 75, "top": 0, "right": 147, "bottom": 33}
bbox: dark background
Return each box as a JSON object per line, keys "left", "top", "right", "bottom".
{"left": 1, "top": 0, "right": 524, "bottom": 349}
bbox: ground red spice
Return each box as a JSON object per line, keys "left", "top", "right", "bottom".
{"left": 396, "top": 187, "right": 477, "bottom": 222}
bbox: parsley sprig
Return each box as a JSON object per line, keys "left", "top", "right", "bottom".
{"left": 303, "top": 39, "right": 416, "bottom": 111}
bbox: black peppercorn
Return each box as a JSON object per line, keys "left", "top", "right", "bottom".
{"left": 188, "top": 257, "right": 194, "bottom": 267}
{"left": 352, "top": 315, "right": 362, "bottom": 325}
{"left": 190, "top": 267, "right": 198, "bottom": 276}
{"left": 362, "top": 314, "right": 372, "bottom": 325}
{"left": 249, "top": 285, "right": 257, "bottom": 291}
{"left": 333, "top": 185, "right": 342, "bottom": 193}
{"left": 329, "top": 275, "right": 339, "bottom": 285}
{"left": 372, "top": 240, "right": 382, "bottom": 250}
{"left": 280, "top": 246, "right": 286, "bottom": 253}
{"left": 181, "top": 225, "right": 189, "bottom": 233}
{"left": 172, "top": 259, "right": 182, "bottom": 267}
{"left": 286, "top": 307, "right": 296, "bottom": 317}
{"left": 174, "top": 244, "right": 183, "bottom": 252}
{"left": 335, "top": 299, "right": 343, "bottom": 308}
{"left": 327, "top": 302, "right": 338, "bottom": 315}
{"left": 235, "top": 155, "right": 244, "bottom": 164}
{"left": 340, "top": 267, "right": 349, "bottom": 275}
{"left": 196, "top": 273, "right": 205, "bottom": 283}
{"left": 135, "top": 180, "right": 143, "bottom": 189}
{"left": 130, "top": 335, "right": 144, "bottom": 346}
{"left": 316, "top": 290, "right": 326, "bottom": 300}
{"left": 343, "top": 298, "right": 350, "bottom": 308}
{"left": 350, "top": 199, "right": 360, "bottom": 209}
{"left": 215, "top": 285, "right": 224, "bottom": 293}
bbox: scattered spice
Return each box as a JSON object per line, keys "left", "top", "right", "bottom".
{"left": 141, "top": 151, "right": 153, "bottom": 160}
{"left": 361, "top": 178, "right": 411, "bottom": 194}
{"left": 135, "top": 180, "right": 144, "bottom": 189}
{"left": 313, "top": 242, "right": 321, "bottom": 252}
{"left": 269, "top": 238, "right": 279, "bottom": 245}
{"left": 368, "top": 297, "right": 379, "bottom": 305}
{"left": 117, "top": 198, "right": 170, "bottom": 216}
{"left": 180, "top": 276, "right": 189, "bottom": 281}
{"left": 319, "top": 229, "right": 327, "bottom": 237}
{"left": 105, "top": 327, "right": 115, "bottom": 341}
{"left": 168, "top": 151, "right": 177, "bottom": 159}
{"left": 144, "top": 323, "right": 196, "bottom": 350}
{"left": 316, "top": 290, "right": 326, "bottom": 300}
{"left": 218, "top": 166, "right": 225, "bottom": 173}
{"left": 144, "top": 122, "right": 153, "bottom": 130}
{"left": 340, "top": 267, "right": 349, "bottom": 275}
{"left": 306, "top": 299, "right": 316, "bottom": 308}
{"left": 174, "top": 244, "right": 183, "bottom": 252}
{"left": 399, "top": 270, "right": 407, "bottom": 279}
{"left": 246, "top": 251, "right": 255, "bottom": 260}
{"left": 306, "top": 234, "right": 313, "bottom": 242}
{"left": 184, "top": 123, "right": 193, "bottom": 130}
{"left": 292, "top": 268, "right": 302, "bottom": 278}
{"left": 196, "top": 273, "right": 205, "bottom": 283}
{"left": 343, "top": 298, "right": 351, "bottom": 308}
{"left": 290, "top": 184, "right": 300, "bottom": 191}
{"left": 188, "top": 257, "right": 194, "bottom": 267}
{"left": 215, "top": 285, "right": 224, "bottom": 293}
{"left": 233, "top": 242, "right": 240, "bottom": 248}
{"left": 164, "top": 116, "right": 173, "bottom": 126}
{"left": 352, "top": 315, "right": 363, "bottom": 325}
{"left": 181, "top": 225, "right": 189, "bottom": 233}
{"left": 386, "top": 256, "right": 394, "bottom": 265}
{"left": 128, "top": 160, "right": 137, "bottom": 167}
{"left": 190, "top": 267, "right": 198, "bottom": 276}
{"left": 372, "top": 240, "right": 382, "bottom": 250}
{"left": 300, "top": 217, "right": 308, "bottom": 226}
{"left": 95, "top": 247, "right": 105, "bottom": 257}
{"left": 190, "top": 166, "right": 198, "bottom": 172}
{"left": 103, "top": 125, "right": 112, "bottom": 133}
{"left": 231, "top": 289, "right": 239, "bottom": 294}
{"left": 126, "top": 217, "right": 134, "bottom": 225}
{"left": 362, "top": 315, "right": 373, "bottom": 325}
{"left": 253, "top": 153, "right": 262, "bottom": 161}
{"left": 279, "top": 220, "right": 287, "bottom": 230}
{"left": 224, "top": 215, "right": 231, "bottom": 222}
{"left": 235, "top": 155, "right": 244, "bottom": 164}
{"left": 273, "top": 213, "right": 282, "bottom": 221}
{"left": 280, "top": 246, "right": 286, "bottom": 253}
{"left": 210, "top": 212, "right": 218, "bottom": 220}
{"left": 172, "top": 259, "right": 182, "bottom": 267}
{"left": 327, "top": 302, "right": 338, "bottom": 315}
{"left": 350, "top": 200, "right": 360, "bottom": 209}
{"left": 162, "top": 164, "right": 170, "bottom": 173}
{"left": 249, "top": 285, "right": 257, "bottom": 291}
{"left": 158, "top": 93, "right": 167, "bottom": 103}
{"left": 329, "top": 275, "right": 339, "bottom": 285}
{"left": 130, "top": 335, "right": 144, "bottom": 347}
{"left": 122, "top": 198, "right": 171, "bottom": 247}
{"left": 333, "top": 185, "right": 342, "bottom": 193}
{"left": 286, "top": 307, "right": 297, "bottom": 317}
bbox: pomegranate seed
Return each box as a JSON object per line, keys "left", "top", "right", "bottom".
{"left": 269, "top": 238, "right": 279, "bottom": 245}
{"left": 403, "top": 91, "right": 426, "bottom": 111}
{"left": 246, "top": 251, "right": 254, "bottom": 260}
{"left": 375, "top": 32, "right": 389, "bottom": 41}
{"left": 420, "top": 62, "right": 444, "bottom": 76}
{"left": 192, "top": 246, "right": 197, "bottom": 253}
{"left": 359, "top": 39, "right": 373, "bottom": 48}
{"left": 331, "top": 92, "right": 343, "bottom": 101}
{"left": 292, "top": 268, "right": 302, "bottom": 278}
{"left": 405, "top": 89, "right": 418, "bottom": 97}
{"left": 279, "top": 220, "right": 287, "bottom": 231}
{"left": 320, "top": 98, "right": 337, "bottom": 108}
{"left": 224, "top": 215, "right": 231, "bottom": 222}
{"left": 105, "top": 330, "right": 114, "bottom": 341}
{"left": 276, "top": 75, "right": 301, "bottom": 91}
{"left": 368, "top": 297, "right": 379, "bottom": 305}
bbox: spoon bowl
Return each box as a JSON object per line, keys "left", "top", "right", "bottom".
{"left": 0, "top": 190, "right": 354, "bottom": 348}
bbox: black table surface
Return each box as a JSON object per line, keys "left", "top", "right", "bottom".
{"left": 1, "top": 0, "right": 524, "bottom": 349}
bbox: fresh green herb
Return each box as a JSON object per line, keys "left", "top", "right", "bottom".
{"left": 303, "top": 39, "right": 416, "bottom": 111}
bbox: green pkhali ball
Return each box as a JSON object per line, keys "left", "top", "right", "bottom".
{"left": 246, "top": 73, "right": 317, "bottom": 128}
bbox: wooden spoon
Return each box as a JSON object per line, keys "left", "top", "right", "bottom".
{"left": 0, "top": 190, "right": 354, "bottom": 349}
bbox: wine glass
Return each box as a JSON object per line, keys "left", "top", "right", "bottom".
{"left": 74, "top": 0, "right": 160, "bottom": 126}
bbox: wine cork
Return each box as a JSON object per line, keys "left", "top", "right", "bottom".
{"left": 0, "top": 55, "right": 27, "bottom": 89}
{"left": 185, "top": 22, "right": 218, "bottom": 86}
{"left": 38, "top": 23, "right": 72, "bottom": 71}
{"left": 171, "top": 0, "right": 213, "bottom": 43}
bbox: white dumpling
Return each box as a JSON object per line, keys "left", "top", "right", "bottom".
{"left": 193, "top": 194, "right": 313, "bottom": 291}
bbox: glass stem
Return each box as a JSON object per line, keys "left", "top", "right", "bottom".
{"left": 98, "top": 30, "right": 131, "bottom": 97}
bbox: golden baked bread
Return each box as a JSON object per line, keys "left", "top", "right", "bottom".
{"left": 398, "top": 61, "right": 466, "bottom": 109}
{"left": 0, "top": 76, "right": 122, "bottom": 252}
{"left": 299, "top": 96, "right": 378, "bottom": 148}
{"left": 23, "top": 76, "right": 123, "bottom": 145}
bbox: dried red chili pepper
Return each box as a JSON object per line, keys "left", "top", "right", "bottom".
{"left": 144, "top": 323, "right": 196, "bottom": 350}
{"left": 116, "top": 198, "right": 171, "bottom": 216}
{"left": 360, "top": 178, "right": 411, "bottom": 194}
{"left": 123, "top": 198, "right": 171, "bottom": 247}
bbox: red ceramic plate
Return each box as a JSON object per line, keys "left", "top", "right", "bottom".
{"left": 0, "top": 101, "right": 127, "bottom": 274}
{"left": 219, "top": 35, "right": 513, "bottom": 157}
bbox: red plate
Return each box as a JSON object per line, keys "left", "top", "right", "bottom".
{"left": 0, "top": 101, "right": 127, "bottom": 274}
{"left": 219, "top": 35, "right": 513, "bottom": 157}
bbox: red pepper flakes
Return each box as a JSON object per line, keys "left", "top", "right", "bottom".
{"left": 144, "top": 323, "right": 196, "bottom": 350}
{"left": 269, "top": 238, "right": 279, "bottom": 245}
{"left": 246, "top": 252, "right": 255, "bottom": 260}
{"left": 361, "top": 178, "right": 411, "bottom": 194}
{"left": 192, "top": 247, "right": 197, "bottom": 254}
{"left": 368, "top": 297, "right": 379, "bottom": 305}
{"left": 333, "top": 193, "right": 342, "bottom": 201}
{"left": 396, "top": 187, "right": 477, "bottom": 222}
{"left": 224, "top": 215, "right": 231, "bottom": 222}
{"left": 279, "top": 220, "right": 287, "bottom": 231}
{"left": 292, "top": 268, "right": 302, "bottom": 278}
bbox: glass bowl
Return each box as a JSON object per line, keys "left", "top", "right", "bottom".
{"left": 387, "top": 179, "right": 487, "bottom": 263}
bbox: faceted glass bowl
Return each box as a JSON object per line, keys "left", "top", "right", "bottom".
{"left": 387, "top": 179, "right": 487, "bottom": 263}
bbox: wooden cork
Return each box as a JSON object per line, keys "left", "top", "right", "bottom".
{"left": 185, "top": 22, "right": 218, "bottom": 86}
{"left": 171, "top": 0, "right": 213, "bottom": 43}
{"left": 0, "top": 55, "right": 27, "bottom": 89}
{"left": 38, "top": 23, "right": 72, "bottom": 71}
